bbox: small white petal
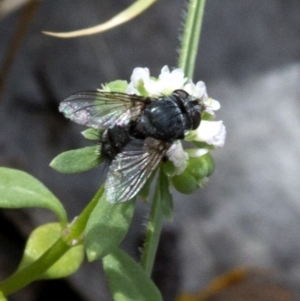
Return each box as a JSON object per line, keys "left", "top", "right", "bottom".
{"left": 160, "top": 65, "right": 171, "bottom": 75}
{"left": 130, "top": 67, "right": 150, "bottom": 85}
{"left": 144, "top": 80, "right": 163, "bottom": 96}
{"left": 127, "top": 65, "right": 190, "bottom": 97}
{"left": 185, "top": 148, "right": 209, "bottom": 157}
{"left": 159, "top": 67, "right": 184, "bottom": 83}
{"left": 167, "top": 141, "right": 189, "bottom": 174}
{"left": 204, "top": 97, "right": 221, "bottom": 114}
{"left": 184, "top": 81, "right": 207, "bottom": 99}
{"left": 188, "top": 120, "right": 226, "bottom": 148}
{"left": 194, "top": 81, "right": 207, "bottom": 99}
{"left": 125, "top": 82, "right": 139, "bottom": 95}
{"left": 195, "top": 81, "right": 206, "bottom": 92}
{"left": 155, "top": 66, "right": 187, "bottom": 95}
{"left": 182, "top": 82, "right": 194, "bottom": 95}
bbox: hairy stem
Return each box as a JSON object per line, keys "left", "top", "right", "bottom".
{"left": 178, "top": 0, "right": 206, "bottom": 78}
{"left": 141, "top": 167, "right": 164, "bottom": 276}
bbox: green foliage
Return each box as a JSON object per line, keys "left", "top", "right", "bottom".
{"left": 0, "top": 291, "right": 7, "bottom": 301}
{"left": 103, "top": 249, "right": 163, "bottom": 301}
{"left": 105, "top": 80, "right": 129, "bottom": 92}
{"left": 0, "top": 167, "right": 67, "bottom": 225}
{"left": 162, "top": 160, "right": 177, "bottom": 177}
{"left": 81, "top": 128, "right": 103, "bottom": 140}
{"left": 187, "top": 153, "right": 215, "bottom": 179}
{"left": 17, "top": 223, "right": 84, "bottom": 279}
{"left": 50, "top": 146, "right": 102, "bottom": 173}
{"left": 172, "top": 170, "right": 199, "bottom": 194}
{"left": 172, "top": 153, "right": 215, "bottom": 194}
{"left": 85, "top": 195, "right": 136, "bottom": 261}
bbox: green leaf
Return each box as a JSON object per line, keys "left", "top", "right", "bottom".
{"left": 85, "top": 194, "right": 135, "bottom": 261}
{"left": 106, "top": 80, "right": 128, "bottom": 92}
{"left": 158, "top": 169, "right": 173, "bottom": 220}
{"left": 81, "top": 128, "right": 103, "bottom": 140}
{"left": 0, "top": 167, "right": 67, "bottom": 225}
{"left": 0, "top": 291, "right": 7, "bottom": 301}
{"left": 162, "top": 160, "right": 177, "bottom": 177}
{"left": 50, "top": 146, "right": 102, "bottom": 174}
{"left": 103, "top": 249, "right": 163, "bottom": 301}
{"left": 17, "top": 223, "right": 84, "bottom": 279}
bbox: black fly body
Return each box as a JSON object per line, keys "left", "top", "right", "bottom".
{"left": 59, "top": 89, "right": 205, "bottom": 203}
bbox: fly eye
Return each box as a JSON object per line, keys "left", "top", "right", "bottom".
{"left": 191, "top": 112, "right": 201, "bottom": 130}
{"left": 173, "top": 89, "right": 189, "bottom": 100}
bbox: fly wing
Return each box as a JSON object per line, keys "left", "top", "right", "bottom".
{"left": 105, "top": 138, "right": 172, "bottom": 203}
{"left": 59, "top": 91, "right": 149, "bottom": 129}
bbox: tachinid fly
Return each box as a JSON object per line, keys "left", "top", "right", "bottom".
{"left": 59, "top": 89, "right": 205, "bottom": 203}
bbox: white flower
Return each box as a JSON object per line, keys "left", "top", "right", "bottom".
{"left": 167, "top": 141, "right": 189, "bottom": 175}
{"left": 184, "top": 81, "right": 220, "bottom": 115}
{"left": 125, "top": 65, "right": 187, "bottom": 96}
{"left": 155, "top": 66, "right": 187, "bottom": 94}
{"left": 125, "top": 67, "right": 150, "bottom": 95}
{"left": 125, "top": 65, "right": 226, "bottom": 149}
{"left": 186, "top": 120, "right": 226, "bottom": 148}
{"left": 184, "top": 80, "right": 207, "bottom": 99}
{"left": 204, "top": 97, "right": 221, "bottom": 114}
{"left": 131, "top": 67, "right": 150, "bottom": 84}
{"left": 125, "top": 82, "right": 139, "bottom": 95}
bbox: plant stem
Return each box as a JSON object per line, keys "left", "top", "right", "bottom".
{"left": 0, "top": 186, "right": 104, "bottom": 296}
{"left": 140, "top": 0, "right": 206, "bottom": 278}
{"left": 178, "top": 0, "right": 206, "bottom": 78}
{"left": 141, "top": 167, "right": 164, "bottom": 276}
{"left": 0, "top": 238, "right": 70, "bottom": 295}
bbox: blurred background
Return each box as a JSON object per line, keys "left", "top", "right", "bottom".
{"left": 1, "top": 0, "right": 300, "bottom": 300}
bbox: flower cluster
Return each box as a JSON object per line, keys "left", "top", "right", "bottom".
{"left": 103, "top": 65, "right": 226, "bottom": 194}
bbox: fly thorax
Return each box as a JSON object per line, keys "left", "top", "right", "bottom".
{"left": 136, "top": 98, "right": 186, "bottom": 140}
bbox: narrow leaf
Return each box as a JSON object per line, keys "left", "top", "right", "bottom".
{"left": 43, "top": 0, "right": 157, "bottom": 38}
{"left": 103, "top": 249, "right": 163, "bottom": 301}
{"left": 81, "top": 128, "right": 102, "bottom": 140}
{"left": 50, "top": 146, "right": 101, "bottom": 174}
{"left": 0, "top": 167, "right": 67, "bottom": 225}
{"left": 17, "top": 223, "right": 84, "bottom": 279}
{"left": 85, "top": 195, "right": 135, "bottom": 261}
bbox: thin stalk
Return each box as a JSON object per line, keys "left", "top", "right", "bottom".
{"left": 141, "top": 0, "right": 207, "bottom": 277}
{"left": 140, "top": 167, "right": 164, "bottom": 276}
{"left": 178, "top": 0, "right": 206, "bottom": 78}
{"left": 0, "top": 239, "right": 70, "bottom": 295}
{"left": 0, "top": 186, "right": 104, "bottom": 296}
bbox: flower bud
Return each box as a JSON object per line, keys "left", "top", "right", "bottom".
{"left": 171, "top": 153, "right": 215, "bottom": 194}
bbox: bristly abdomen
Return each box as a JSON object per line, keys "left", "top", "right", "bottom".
{"left": 100, "top": 126, "right": 131, "bottom": 162}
